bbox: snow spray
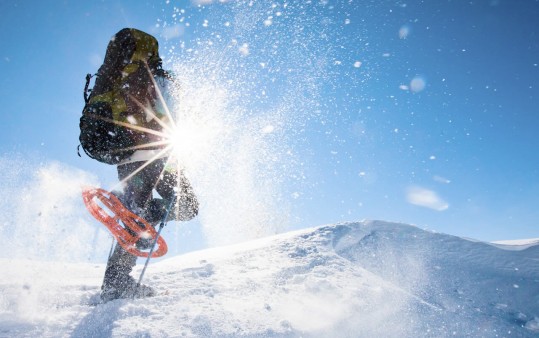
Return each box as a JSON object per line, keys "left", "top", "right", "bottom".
{"left": 158, "top": 1, "right": 333, "bottom": 247}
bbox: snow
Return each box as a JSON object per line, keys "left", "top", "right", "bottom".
{"left": 1, "top": 220, "right": 538, "bottom": 337}
{"left": 492, "top": 238, "right": 539, "bottom": 249}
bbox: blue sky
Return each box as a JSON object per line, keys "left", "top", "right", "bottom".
{"left": 0, "top": 0, "right": 538, "bottom": 252}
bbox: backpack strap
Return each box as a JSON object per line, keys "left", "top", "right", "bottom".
{"left": 84, "top": 73, "right": 95, "bottom": 103}
{"left": 117, "top": 148, "right": 171, "bottom": 165}
{"left": 80, "top": 73, "right": 94, "bottom": 158}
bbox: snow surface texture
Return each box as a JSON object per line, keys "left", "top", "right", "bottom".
{"left": 1, "top": 221, "right": 538, "bottom": 337}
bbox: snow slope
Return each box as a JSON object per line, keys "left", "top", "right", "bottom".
{"left": 1, "top": 220, "right": 538, "bottom": 337}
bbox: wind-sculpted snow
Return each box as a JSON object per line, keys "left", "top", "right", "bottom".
{"left": 328, "top": 221, "right": 539, "bottom": 336}
{"left": 1, "top": 221, "right": 538, "bottom": 337}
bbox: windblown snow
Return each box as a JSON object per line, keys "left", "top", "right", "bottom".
{"left": 1, "top": 221, "right": 538, "bottom": 337}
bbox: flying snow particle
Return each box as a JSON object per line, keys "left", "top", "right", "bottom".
{"left": 345, "top": 18, "right": 351, "bottom": 25}
{"left": 399, "top": 84, "right": 409, "bottom": 91}
{"left": 353, "top": 61, "right": 362, "bottom": 68}
{"left": 262, "top": 125, "right": 274, "bottom": 134}
{"left": 433, "top": 175, "right": 451, "bottom": 184}
{"left": 264, "top": 17, "right": 273, "bottom": 26}
{"left": 162, "top": 25, "right": 185, "bottom": 39}
{"left": 406, "top": 186, "right": 449, "bottom": 211}
{"left": 239, "top": 43, "right": 250, "bottom": 56}
{"left": 429, "top": 155, "right": 436, "bottom": 160}
{"left": 399, "top": 25, "right": 410, "bottom": 39}
{"left": 126, "top": 115, "right": 138, "bottom": 125}
{"left": 410, "top": 76, "right": 426, "bottom": 93}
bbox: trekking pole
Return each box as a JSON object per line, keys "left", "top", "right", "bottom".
{"left": 136, "top": 192, "right": 177, "bottom": 288}
{"left": 107, "top": 236, "right": 116, "bottom": 260}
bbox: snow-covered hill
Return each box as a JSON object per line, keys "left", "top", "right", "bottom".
{"left": 1, "top": 220, "right": 538, "bottom": 337}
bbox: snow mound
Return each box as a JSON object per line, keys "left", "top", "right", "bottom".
{"left": 1, "top": 220, "right": 538, "bottom": 337}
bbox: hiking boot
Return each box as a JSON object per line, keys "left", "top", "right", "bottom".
{"left": 101, "top": 283, "right": 156, "bottom": 303}
{"left": 100, "top": 276, "right": 156, "bottom": 303}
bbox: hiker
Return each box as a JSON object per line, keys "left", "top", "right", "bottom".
{"left": 79, "top": 28, "right": 198, "bottom": 302}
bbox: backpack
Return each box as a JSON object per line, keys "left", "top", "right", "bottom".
{"left": 79, "top": 28, "right": 169, "bottom": 165}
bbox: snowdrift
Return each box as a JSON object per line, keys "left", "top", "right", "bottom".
{"left": 1, "top": 220, "right": 538, "bottom": 337}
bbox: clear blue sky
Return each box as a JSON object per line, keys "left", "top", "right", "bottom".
{"left": 1, "top": 0, "right": 538, "bottom": 249}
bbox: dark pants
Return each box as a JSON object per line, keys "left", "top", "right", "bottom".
{"left": 101, "top": 158, "right": 198, "bottom": 291}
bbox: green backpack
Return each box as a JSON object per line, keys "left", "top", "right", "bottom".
{"left": 79, "top": 28, "right": 170, "bottom": 164}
